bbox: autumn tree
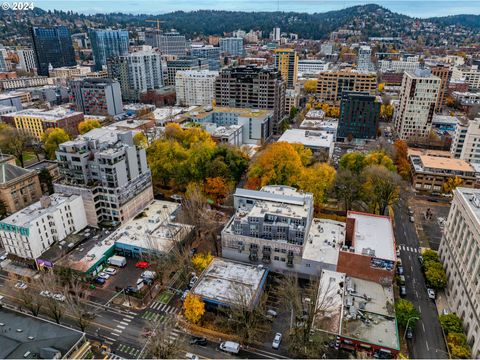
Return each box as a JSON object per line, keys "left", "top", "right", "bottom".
{"left": 78, "top": 119, "right": 101, "bottom": 134}
{"left": 303, "top": 79, "right": 318, "bottom": 93}
{"left": 447, "top": 332, "right": 471, "bottom": 359}
{"left": 191, "top": 252, "right": 213, "bottom": 272}
{"left": 363, "top": 151, "right": 396, "bottom": 172}
{"left": 380, "top": 104, "right": 394, "bottom": 121}
{"left": 442, "top": 176, "right": 463, "bottom": 194}
{"left": 133, "top": 132, "right": 148, "bottom": 148}
{"left": 440, "top": 313, "right": 464, "bottom": 335}
{"left": 183, "top": 293, "right": 205, "bottom": 324}
{"left": 339, "top": 152, "right": 366, "bottom": 174}
{"left": 42, "top": 128, "right": 69, "bottom": 160}
{"left": 424, "top": 261, "right": 447, "bottom": 289}
{"left": 333, "top": 169, "right": 364, "bottom": 211}
{"left": 395, "top": 299, "right": 419, "bottom": 328}
{"left": 8, "top": 275, "right": 42, "bottom": 316}
{"left": 393, "top": 139, "right": 411, "bottom": 180}
{"left": 0, "top": 125, "right": 34, "bottom": 167}
{"left": 299, "top": 163, "right": 336, "bottom": 205}
{"left": 204, "top": 177, "right": 231, "bottom": 204}
{"left": 37, "top": 272, "right": 66, "bottom": 323}
{"left": 363, "top": 165, "right": 401, "bottom": 215}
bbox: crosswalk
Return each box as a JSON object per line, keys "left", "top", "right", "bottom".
{"left": 398, "top": 244, "right": 419, "bottom": 253}
{"left": 150, "top": 301, "right": 180, "bottom": 314}
{"left": 115, "top": 344, "right": 141, "bottom": 358}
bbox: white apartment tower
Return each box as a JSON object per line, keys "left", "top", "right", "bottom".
{"left": 357, "top": 46, "right": 374, "bottom": 72}
{"left": 175, "top": 70, "right": 219, "bottom": 106}
{"left": 451, "top": 119, "right": 480, "bottom": 164}
{"left": 16, "top": 49, "right": 37, "bottom": 73}
{"left": 394, "top": 69, "right": 441, "bottom": 141}
{"left": 439, "top": 188, "right": 480, "bottom": 358}
{"left": 0, "top": 194, "right": 87, "bottom": 260}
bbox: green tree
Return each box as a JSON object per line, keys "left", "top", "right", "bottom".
{"left": 425, "top": 261, "right": 447, "bottom": 289}
{"left": 363, "top": 151, "right": 396, "bottom": 172}
{"left": 38, "top": 168, "right": 54, "bottom": 194}
{"left": 42, "top": 128, "right": 69, "bottom": 160}
{"left": 0, "top": 125, "right": 34, "bottom": 168}
{"left": 447, "top": 332, "right": 471, "bottom": 359}
{"left": 339, "top": 152, "right": 366, "bottom": 174}
{"left": 395, "top": 299, "right": 419, "bottom": 328}
{"left": 422, "top": 249, "right": 440, "bottom": 263}
{"left": 440, "top": 313, "right": 464, "bottom": 335}
{"left": 78, "top": 119, "right": 101, "bottom": 134}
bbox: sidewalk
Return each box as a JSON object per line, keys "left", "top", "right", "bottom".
{"left": 435, "top": 289, "right": 450, "bottom": 315}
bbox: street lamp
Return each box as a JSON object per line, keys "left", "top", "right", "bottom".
{"left": 403, "top": 316, "right": 420, "bottom": 339}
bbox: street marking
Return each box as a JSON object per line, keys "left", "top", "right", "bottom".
{"left": 113, "top": 328, "right": 123, "bottom": 333}
{"left": 124, "top": 314, "right": 134, "bottom": 319}
{"left": 104, "top": 336, "right": 117, "bottom": 342}
{"left": 415, "top": 290, "right": 419, "bottom": 299}
{"left": 120, "top": 321, "right": 129, "bottom": 326}
{"left": 426, "top": 340, "right": 430, "bottom": 351}
{"left": 122, "top": 318, "right": 132, "bottom": 323}
{"left": 111, "top": 332, "right": 120, "bottom": 336}
{"left": 422, "top": 322, "right": 425, "bottom": 332}
{"left": 419, "top": 305, "right": 422, "bottom": 314}
{"left": 116, "top": 325, "right": 126, "bottom": 329}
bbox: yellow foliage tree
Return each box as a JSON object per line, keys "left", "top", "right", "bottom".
{"left": 42, "top": 128, "right": 69, "bottom": 159}
{"left": 378, "top": 83, "right": 385, "bottom": 92}
{"left": 299, "top": 163, "right": 336, "bottom": 204}
{"left": 183, "top": 293, "right": 205, "bottom": 324}
{"left": 380, "top": 104, "right": 394, "bottom": 120}
{"left": 303, "top": 79, "right": 318, "bottom": 93}
{"left": 133, "top": 132, "right": 148, "bottom": 148}
{"left": 442, "top": 176, "right": 463, "bottom": 194}
{"left": 78, "top": 119, "right": 101, "bottom": 134}
{"left": 192, "top": 252, "right": 214, "bottom": 272}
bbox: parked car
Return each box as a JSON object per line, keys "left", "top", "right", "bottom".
{"left": 409, "top": 216, "right": 415, "bottom": 223}
{"left": 190, "top": 337, "right": 207, "bottom": 346}
{"left": 104, "top": 267, "right": 117, "bottom": 275}
{"left": 406, "top": 326, "right": 413, "bottom": 339}
{"left": 408, "top": 208, "right": 414, "bottom": 216}
{"left": 396, "top": 248, "right": 401, "bottom": 257}
{"left": 135, "top": 261, "right": 150, "bottom": 269}
{"left": 141, "top": 271, "right": 156, "bottom": 280}
{"left": 189, "top": 276, "right": 198, "bottom": 289}
{"left": 418, "top": 255, "right": 424, "bottom": 266}
{"left": 171, "top": 194, "right": 183, "bottom": 202}
{"left": 95, "top": 277, "right": 106, "bottom": 285}
{"left": 53, "top": 293, "right": 66, "bottom": 302}
{"left": 40, "top": 290, "right": 51, "bottom": 297}
{"left": 136, "top": 278, "right": 145, "bottom": 290}
{"left": 98, "top": 272, "right": 110, "bottom": 280}
{"left": 15, "top": 281, "right": 28, "bottom": 290}
{"left": 400, "top": 286, "right": 407, "bottom": 297}
{"left": 219, "top": 341, "right": 240, "bottom": 354}
{"left": 427, "top": 288, "right": 436, "bottom": 300}
{"left": 108, "top": 255, "right": 126, "bottom": 267}
{"left": 397, "top": 266, "right": 404, "bottom": 275}
{"left": 272, "top": 332, "right": 282, "bottom": 349}
{"left": 267, "top": 309, "right": 278, "bottom": 317}
{"left": 0, "top": 254, "right": 7, "bottom": 261}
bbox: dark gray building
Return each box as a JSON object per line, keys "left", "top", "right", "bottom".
{"left": 190, "top": 44, "right": 221, "bottom": 71}
{"left": 338, "top": 91, "right": 381, "bottom": 140}
{"left": 89, "top": 29, "right": 129, "bottom": 71}
{"left": 166, "top": 57, "right": 208, "bottom": 86}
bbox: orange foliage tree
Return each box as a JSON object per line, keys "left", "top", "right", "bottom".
{"left": 205, "top": 177, "right": 231, "bottom": 204}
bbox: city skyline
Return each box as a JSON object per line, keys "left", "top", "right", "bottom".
{"left": 34, "top": 0, "right": 480, "bottom": 18}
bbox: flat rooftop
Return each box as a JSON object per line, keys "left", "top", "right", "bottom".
{"left": 111, "top": 200, "right": 191, "bottom": 253}
{"left": 191, "top": 258, "right": 268, "bottom": 309}
{"left": 0, "top": 194, "right": 80, "bottom": 229}
{"left": 278, "top": 129, "right": 334, "bottom": 149}
{"left": 234, "top": 186, "right": 313, "bottom": 207}
{"left": 456, "top": 187, "right": 480, "bottom": 224}
{"left": 114, "top": 119, "right": 152, "bottom": 129}
{"left": 0, "top": 307, "right": 85, "bottom": 359}
{"left": 303, "top": 218, "right": 345, "bottom": 266}
{"left": 417, "top": 155, "right": 475, "bottom": 172}
{"left": 300, "top": 119, "right": 338, "bottom": 130}
{"left": 347, "top": 212, "right": 395, "bottom": 261}
{"left": 11, "top": 107, "right": 82, "bottom": 120}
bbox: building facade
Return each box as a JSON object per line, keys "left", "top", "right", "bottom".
{"left": 70, "top": 78, "right": 123, "bottom": 116}
{"left": 298, "top": 60, "right": 329, "bottom": 75}
{"left": 219, "top": 37, "right": 244, "bottom": 57}
{"left": 54, "top": 128, "right": 153, "bottom": 227}
{"left": 451, "top": 65, "right": 480, "bottom": 91}
{"left": 378, "top": 56, "right": 420, "bottom": 73}
{"left": 89, "top": 29, "right": 129, "bottom": 71}
{"left": 0, "top": 194, "right": 87, "bottom": 260}
{"left": 338, "top": 91, "right": 381, "bottom": 140}
{"left": 16, "top": 49, "right": 37, "bottom": 73}
{"left": 316, "top": 70, "right": 377, "bottom": 105}
{"left": 215, "top": 65, "right": 286, "bottom": 132}
{"left": 394, "top": 69, "right": 441, "bottom": 141}
{"left": 190, "top": 44, "right": 221, "bottom": 71}
{"left": 0, "top": 163, "right": 42, "bottom": 216}
{"left": 30, "top": 26, "right": 76, "bottom": 76}
{"left": 175, "top": 70, "right": 218, "bottom": 106}
{"left": 429, "top": 63, "right": 451, "bottom": 112}
{"left": 165, "top": 57, "right": 209, "bottom": 86}
{"left": 158, "top": 30, "right": 187, "bottom": 57}
{"left": 357, "top": 45, "right": 375, "bottom": 72}
{"left": 274, "top": 48, "right": 298, "bottom": 89}
{"left": 439, "top": 188, "right": 480, "bottom": 358}
{"left": 451, "top": 119, "right": 480, "bottom": 164}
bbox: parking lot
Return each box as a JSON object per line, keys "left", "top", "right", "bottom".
{"left": 411, "top": 197, "right": 450, "bottom": 250}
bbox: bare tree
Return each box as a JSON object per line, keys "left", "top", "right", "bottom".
{"left": 37, "top": 272, "right": 66, "bottom": 324}
{"left": 144, "top": 317, "right": 183, "bottom": 359}
{"left": 278, "top": 274, "right": 302, "bottom": 328}
{"left": 65, "top": 279, "right": 96, "bottom": 332}
{"left": 0, "top": 126, "right": 35, "bottom": 167}
{"left": 7, "top": 274, "right": 42, "bottom": 316}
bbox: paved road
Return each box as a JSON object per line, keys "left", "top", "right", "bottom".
{"left": 394, "top": 197, "right": 449, "bottom": 359}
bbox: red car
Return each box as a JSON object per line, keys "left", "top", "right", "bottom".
{"left": 135, "top": 261, "right": 149, "bottom": 269}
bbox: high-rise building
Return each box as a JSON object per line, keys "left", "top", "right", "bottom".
{"left": 215, "top": 65, "right": 286, "bottom": 132}
{"left": 107, "top": 50, "right": 163, "bottom": 101}
{"left": 0, "top": 51, "right": 6, "bottom": 72}
{"left": 316, "top": 70, "right": 377, "bottom": 105}
{"left": 451, "top": 118, "right": 480, "bottom": 164}
{"left": 70, "top": 78, "right": 123, "bottom": 116}
{"left": 54, "top": 128, "right": 153, "bottom": 227}
{"left": 439, "top": 188, "right": 480, "bottom": 358}
{"left": 274, "top": 48, "right": 298, "bottom": 89}
{"left": 219, "top": 37, "right": 244, "bottom": 57}
{"left": 394, "top": 69, "right": 441, "bottom": 141}
{"left": 338, "top": 92, "right": 381, "bottom": 140}
{"left": 357, "top": 45, "right": 375, "bottom": 72}
{"left": 190, "top": 44, "right": 221, "bottom": 71}
{"left": 429, "top": 62, "right": 452, "bottom": 111}
{"left": 149, "top": 30, "right": 186, "bottom": 57}
{"left": 16, "top": 49, "right": 37, "bottom": 73}
{"left": 30, "top": 26, "right": 76, "bottom": 76}
{"left": 89, "top": 29, "right": 129, "bottom": 71}
{"left": 0, "top": 194, "right": 87, "bottom": 260}
{"left": 175, "top": 70, "right": 218, "bottom": 106}
{"left": 272, "top": 27, "right": 281, "bottom": 41}
{"left": 165, "top": 57, "right": 208, "bottom": 86}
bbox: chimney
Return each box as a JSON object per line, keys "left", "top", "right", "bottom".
{"left": 345, "top": 218, "right": 355, "bottom": 247}
{"left": 40, "top": 196, "right": 52, "bottom": 209}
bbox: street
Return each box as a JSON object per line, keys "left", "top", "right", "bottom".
{"left": 394, "top": 197, "right": 449, "bottom": 359}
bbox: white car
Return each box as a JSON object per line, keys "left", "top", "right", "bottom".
{"left": 427, "top": 288, "right": 436, "bottom": 300}
{"left": 98, "top": 272, "right": 110, "bottom": 280}
{"left": 14, "top": 281, "right": 28, "bottom": 290}
{"left": 185, "top": 353, "right": 199, "bottom": 360}
{"left": 40, "top": 290, "right": 52, "bottom": 297}
{"left": 53, "top": 293, "right": 66, "bottom": 302}
{"left": 272, "top": 332, "right": 282, "bottom": 349}
{"left": 0, "top": 254, "right": 7, "bottom": 261}
{"left": 104, "top": 267, "right": 117, "bottom": 275}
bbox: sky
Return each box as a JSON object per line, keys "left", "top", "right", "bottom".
{"left": 34, "top": 0, "right": 480, "bottom": 18}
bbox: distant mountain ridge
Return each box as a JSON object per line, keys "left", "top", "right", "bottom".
{"left": 0, "top": 4, "right": 478, "bottom": 44}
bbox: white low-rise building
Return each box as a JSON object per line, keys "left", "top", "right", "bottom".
{"left": 278, "top": 129, "right": 334, "bottom": 159}
{"left": 0, "top": 194, "right": 87, "bottom": 260}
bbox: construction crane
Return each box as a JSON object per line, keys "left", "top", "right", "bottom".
{"left": 145, "top": 19, "right": 165, "bottom": 31}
